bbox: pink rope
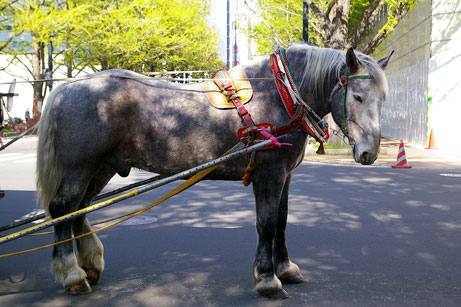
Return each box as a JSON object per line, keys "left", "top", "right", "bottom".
{"left": 260, "top": 127, "right": 292, "bottom": 148}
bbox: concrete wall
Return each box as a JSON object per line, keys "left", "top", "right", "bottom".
{"left": 428, "top": 0, "right": 461, "bottom": 154}
{"left": 380, "top": 0, "right": 461, "bottom": 153}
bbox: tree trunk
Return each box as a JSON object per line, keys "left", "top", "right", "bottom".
{"left": 31, "top": 40, "right": 44, "bottom": 117}
{"left": 31, "top": 41, "right": 44, "bottom": 98}
{"left": 310, "top": 0, "right": 350, "bottom": 50}
{"left": 100, "top": 58, "right": 108, "bottom": 71}
{"left": 66, "top": 36, "right": 73, "bottom": 78}
{"left": 327, "top": 0, "right": 350, "bottom": 49}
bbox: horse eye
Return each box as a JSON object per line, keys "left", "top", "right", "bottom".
{"left": 353, "top": 95, "right": 363, "bottom": 103}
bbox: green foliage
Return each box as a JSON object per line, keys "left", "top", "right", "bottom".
{"left": 1, "top": 0, "right": 57, "bottom": 50}
{"left": 2, "top": 0, "right": 223, "bottom": 74}
{"left": 379, "top": 0, "right": 419, "bottom": 36}
{"left": 247, "top": 0, "right": 420, "bottom": 55}
{"left": 248, "top": 0, "right": 305, "bottom": 54}
{"left": 349, "top": 0, "right": 373, "bottom": 37}
{"left": 62, "top": 0, "right": 223, "bottom": 71}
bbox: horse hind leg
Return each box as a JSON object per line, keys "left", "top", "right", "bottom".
{"left": 273, "top": 173, "right": 304, "bottom": 284}
{"left": 72, "top": 164, "right": 116, "bottom": 286}
{"left": 73, "top": 217, "right": 104, "bottom": 286}
{"left": 49, "top": 169, "right": 95, "bottom": 294}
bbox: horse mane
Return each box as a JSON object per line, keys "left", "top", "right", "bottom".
{"left": 289, "top": 43, "right": 388, "bottom": 101}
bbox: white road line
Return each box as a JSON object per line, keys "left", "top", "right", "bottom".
{"left": 0, "top": 153, "right": 25, "bottom": 158}
{"left": 14, "top": 157, "right": 37, "bottom": 163}
{"left": 0, "top": 153, "right": 36, "bottom": 162}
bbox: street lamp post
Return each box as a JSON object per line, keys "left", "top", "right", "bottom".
{"left": 227, "top": 0, "right": 230, "bottom": 69}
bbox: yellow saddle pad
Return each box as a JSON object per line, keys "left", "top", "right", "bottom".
{"left": 202, "top": 66, "right": 253, "bottom": 109}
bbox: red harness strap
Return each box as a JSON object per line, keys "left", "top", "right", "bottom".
{"left": 213, "top": 70, "right": 257, "bottom": 129}
{"left": 213, "top": 65, "right": 323, "bottom": 186}
{"left": 270, "top": 49, "right": 329, "bottom": 143}
{"left": 270, "top": 52, "right": 298, "bottom": 118}
{"left": 213, "top": 68, "right": 313, "bottom": 149}
{"left": 214, "top": 70, "right": 287, "bottom": 150}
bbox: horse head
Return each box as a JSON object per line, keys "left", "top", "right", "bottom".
{"left": 330, "top": 48, "right": 393, "bottom": 165}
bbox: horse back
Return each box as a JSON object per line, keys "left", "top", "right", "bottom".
{"left": 46, "top": 69, "right": 248, "bottom": 178}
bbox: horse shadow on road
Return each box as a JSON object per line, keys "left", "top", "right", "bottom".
{"left": 1, "top": 163, "right": 461, "bottom": 306}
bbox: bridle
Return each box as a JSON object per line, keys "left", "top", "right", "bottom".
{"left": 335, "top": 66, "right": 373, "bottom": 144}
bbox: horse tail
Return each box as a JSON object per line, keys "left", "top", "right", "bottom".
{"left": 36, "top": 89, "right": 63, "bottom": 216}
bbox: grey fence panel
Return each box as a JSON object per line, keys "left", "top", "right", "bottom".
{"left": 377, "top": 0, "right": 432, "bottom": 147}
{"left": 382, "top": 60, "right": 429, "bottom": 147}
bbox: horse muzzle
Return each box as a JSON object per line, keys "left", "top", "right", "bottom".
{"left": 352, "top": 143, "right": 379, "bottom": 165}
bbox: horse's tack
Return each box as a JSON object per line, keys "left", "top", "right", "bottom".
{"left": 270, "top": 48, "right": 329, "bottom": 144}
{"left": 205, "top": 50, "right": 331, "bottom": 185}
{"left": 210, "top": 66, "right": 297, "bottom": 185}
{"left": 202, "top": 66, "right": 253, "bottom": 109}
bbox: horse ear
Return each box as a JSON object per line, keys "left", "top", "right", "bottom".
{"left": 377, "top": 50, "right": 394, "bottom": 70}
{"left": 346, "top": 48, "right": 362, "bottom": 74}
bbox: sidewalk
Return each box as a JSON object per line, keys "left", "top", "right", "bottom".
{"left": 2, "top": 135, "right": 460, "bottom": 169}
{"left": 305, "top": 137, "right": 461, "bottom": 169}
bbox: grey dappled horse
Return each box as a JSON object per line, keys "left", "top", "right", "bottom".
{"left": 36, "top": 44, "right": 391, "bottom": 298}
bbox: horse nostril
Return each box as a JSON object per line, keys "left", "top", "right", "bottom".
{"left": 360, "top": 151, "right": 370, "bottom": 165}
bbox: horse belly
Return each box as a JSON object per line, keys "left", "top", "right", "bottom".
{"left": 127, "top": 133, "right": 249, "bottom": 181}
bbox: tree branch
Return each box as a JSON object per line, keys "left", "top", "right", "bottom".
{"left": 324, "top": 0, "right": 337, "bottom": 18}
{"left": 266, "top": 5, "right": 300, "bottom": 17}
{"left": 309, "top": 20, "right": 326, "bottom": 40}
{"left": 0, "top": 54, "right": 18, "bottom": 71}
{"left": 13, "top": 54, "right": 34, "bottom": 77}
{"left": 348, "top": 0, "right": 384, "bottom": 48}
{"left": 307, "top": 0, "right": 322, "bottom": 20}
{"left": 0, "top": 0, "right": 19, "bottom": 12}
{"left": 244, "top": 0, "right": 284, "bottom": 47}
{"left": 362, "top": 3, "right": 412, "bottom": 54}
{"left": 0, "top": 34, "right": 18, "bottom": 53}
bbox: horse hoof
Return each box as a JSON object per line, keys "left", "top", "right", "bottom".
{"left": 66, "top": 279, "right": 92, "bottom": 295}
{"left": 84, "top": 268, "right": 101, "bottom": 286}
{"left": 258, "top": 288, "right": 288, "bottom": 300}
{"left": 280, "top": 273, "right": 305, "bottom": 284}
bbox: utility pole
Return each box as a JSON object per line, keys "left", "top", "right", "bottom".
{"left": 303, "top": 1, "right": 308, "bottom": 43}
{"left": 232, "top": 2, "right": 239, "bottom": 67}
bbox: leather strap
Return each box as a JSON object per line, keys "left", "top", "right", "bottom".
{"left": 270, "top": 49, "right": 329, "bottom": 143}
{"left": 214, "top": 70, "right": 257, "bottom": 128}
{"left": 272, "top": 105, "right": 306, "bottom": 137}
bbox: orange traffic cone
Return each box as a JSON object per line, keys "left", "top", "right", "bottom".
{"left": 426, "top": 129, "right": 437, "bottom": 149}
{"left": 392, "top": 140, "right": 412, "bottom": 169}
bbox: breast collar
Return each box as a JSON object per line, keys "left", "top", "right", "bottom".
{"left": 269, "top": 48, "right": 329, "bottom": 143}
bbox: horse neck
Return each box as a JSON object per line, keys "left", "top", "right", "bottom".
{"left": 286, "top": 46, "right": 341, "bottom": 118}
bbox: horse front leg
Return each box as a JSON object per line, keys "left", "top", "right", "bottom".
{"left": 273, "top": 173, "right": 304, "bottom": 284}
{"left": 252, "top": 168, "right": 289, "bottom": 299}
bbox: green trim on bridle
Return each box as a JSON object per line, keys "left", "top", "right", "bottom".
{"left": 339, "top": 67, "right": 373, "bottom": 140}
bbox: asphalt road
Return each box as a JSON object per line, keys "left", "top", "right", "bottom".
{"left": 1, "top": 137, "right": 461, "bottom": 306}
